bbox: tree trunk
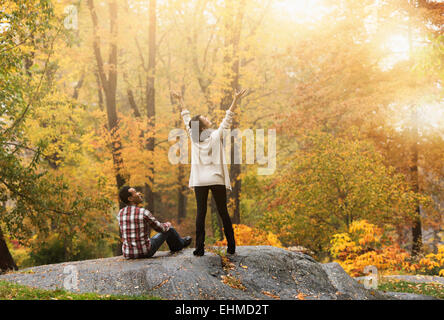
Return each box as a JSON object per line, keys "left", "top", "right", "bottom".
{"left": 0, "top": 227, "right": 18, "bottom": 273}
{"left": 88, "top": 0, "right": 126, "bottom": 255}
{"left": 95, "top": 71, "right": 104, "bottom": 111}
{"left": 178, "top": 164, "right": 187, "bottom": 223}
{"left": 410, "top": 106, "right": 422, "bottom": 256}
{"left": 88, "top": 0, "right": 126, "bottom": 192}
{"left": 144, "top": 0, "right": 157, "bottom": 215}
{"left": 407, "top": 6, "right": 422, "bottom": 256}
{"left": 176, "top": 117, "right": 187, "bottom": 223}
{"left": 219, "top": 0, "right": 246, "bottom": 224}
{"left": 211, "top": 197, "right": 224, "bottom": 241}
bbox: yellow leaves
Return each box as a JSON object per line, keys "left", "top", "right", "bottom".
{"left": 418, "top": 253, "right": 444, "bottom": 272}
{"left": 329, "top": 233, "right": 357, "bottom": 258}
{"left": 330, "top": 220, "right": 412, "bottom": 277}
{"left": 221, "top": 275, "right": 246, "bottom": 291}
{"left": 215, "top": 224, "right": 283, "bottom": 248}
{"left": 331, "top": 220, "right": 444, "bottom": 277}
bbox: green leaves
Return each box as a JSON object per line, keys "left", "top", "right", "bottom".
{"left": 0, "top": 0, "right": 113, "bottom": 253}
{"left": 259, "top": 130, "right": 422, "bottom": 255}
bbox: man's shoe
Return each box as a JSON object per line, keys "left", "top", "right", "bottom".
{"left": 183, "top": 236, "right": 192, "bottom": 248}
{"left": 227, "top": 245, "right": 236, "bottom": 255}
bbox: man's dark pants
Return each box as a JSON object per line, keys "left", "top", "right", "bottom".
{"left": 144, "top": 227, "right": 185, "bottom": 258}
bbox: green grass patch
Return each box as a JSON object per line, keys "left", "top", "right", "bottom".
{"left": 0, "top": 280, "right": 161, "bottom": 300}
{"left": 378, "top": 279, "right": 444, "bottom": 299}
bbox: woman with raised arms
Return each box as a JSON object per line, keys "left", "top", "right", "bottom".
{"left": 171, "top": 89, "right": 248, "bottom": 256}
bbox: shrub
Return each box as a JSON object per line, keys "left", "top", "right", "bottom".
{"left": 417, "top": 246, "right": 444, "bottom": 276}
{"left": 215, "top": 224, "right": 283, "bottom": 248}
{"left": 330, "top": 220, "right": 411, "bottom": 277}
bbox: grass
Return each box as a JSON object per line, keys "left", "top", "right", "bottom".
{"left": 378, "top": 279, "right": 444, "bottom": 299}
{"left": 0, "top": 280, "right": 161, "bottom": 300}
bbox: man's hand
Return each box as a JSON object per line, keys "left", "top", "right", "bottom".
{"left": 164, "top": 221, "right": 172, "bottom": 229}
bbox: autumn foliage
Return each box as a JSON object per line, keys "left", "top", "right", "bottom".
{"left": 1, "top": 0, "right": 443, "bottom": 275}
{"left": 330, "top": 220, "right": 444, "bottom": 277}
{"left": 215, "top": 224, "right": 282, "bottom": 248}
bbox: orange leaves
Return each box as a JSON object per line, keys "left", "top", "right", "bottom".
{"left": 261, "top": 290, "right": 280, "bottom": 299}
{"left": 296, "top": 292, "right": 306, "bottom": 300}
{"left": 215, "top": 224, "right": 283, "bottom": 248}
{"left": 330, "top": 221, "right": 444, "bottom": 277}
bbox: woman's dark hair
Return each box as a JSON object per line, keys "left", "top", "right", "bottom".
{"left": 189, "top": 115, "right": 205, "bottom": 143}
{"left": 119, "top": 186, "right": 132, "bottom": 204}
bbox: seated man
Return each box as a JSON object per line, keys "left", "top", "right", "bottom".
{"left": 117, "top": 186, "right": 192, "bottom": 259}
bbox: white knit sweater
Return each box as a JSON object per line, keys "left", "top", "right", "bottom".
{"left": 181, "top": 109, "right": 234, "bottom": 190}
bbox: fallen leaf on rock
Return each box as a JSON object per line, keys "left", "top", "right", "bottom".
{"left": 152, "top": 278, "right": 170, "bottom": 290}
{"left": 296, "top": 292, "right": 306, "bottom": 300}
{"left": 261, "top": 290, "right": 280, "bottom": 299}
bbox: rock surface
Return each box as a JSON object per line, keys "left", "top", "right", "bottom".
{"left": 382, "top": 292, "right": 439, "bottom": 300}
{"left": 382, "top": 274, "right": 444, "bottom": 285}
{"left": 321, "top": 262, "right": 388, "bottom": 300}
{"left": 0, "top": 246, "right": 438, "bottom": 300}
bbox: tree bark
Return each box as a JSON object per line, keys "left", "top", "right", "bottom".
{"left": 88, "top": 0, "right": 126, "bottom": 255}
{"left": 95, "top": 71, "right": 104, "bottom": 111}
{"left": 144, "top": 0, "right": 157, "bottom": 215}
{"left": 219, "top": 0, "right": 246, "bottom": 225}
{"left": 88, "top": 0, "right": 126, "bottom": 193}
{"left": 410, "top": 106, "right": 422, "bottom": 256}
{"left": 211, "top": 197, "right": 224, "bottom": 241}
{"left": 171, "top": 95, "right": 187, "bottom": 224}
{"left": 407, "top": 5, "right": 422, "bottom": 256}
{"left": 0, "top": 226, "right": 18, "bottom": 273}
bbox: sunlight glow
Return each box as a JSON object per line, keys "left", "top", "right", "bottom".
{"left": 0, "top": 22, "right": 10, "bottom": 33}
{"left": 274, "top": 0, "right": 329, "bottom": 23}
{"left": 391, "top": 103, "right": 444, "bottom": 135}
{"left": 418, "top": 103, "right": 444, "bottom": 131}
{"left": 386, "top": 34, "right": 410, "bottom": 58}
{"left": 380, "top": 33, "right": 411, "bottom": 70}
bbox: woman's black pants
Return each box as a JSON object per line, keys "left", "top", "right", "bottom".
{"left": 194, "top": 185, "right": 236, "bottom": 252}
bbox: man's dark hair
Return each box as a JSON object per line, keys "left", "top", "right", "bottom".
{"left": 119, "top": 186, "right": 132, "bottom": 204}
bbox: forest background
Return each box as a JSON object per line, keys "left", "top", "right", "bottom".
{"left": 0, "top": 0, "right": 443, "bottom": 277}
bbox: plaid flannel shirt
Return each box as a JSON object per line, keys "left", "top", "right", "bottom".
{"left": 117, "top": 205, "right": 170, "bottom": 259}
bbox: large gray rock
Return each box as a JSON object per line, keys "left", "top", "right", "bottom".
{"left": 321, "top": 262, "right": 388, "bottom": 300}
{"left": 0, "top": 246, "right": 438, "bottom": 300}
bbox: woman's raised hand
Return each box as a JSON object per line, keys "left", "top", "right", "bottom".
{"left": 170, "top": 90, "right": 182, "bottom": 100}
{"left": 170, "top": 90, "right": 185, "bottom": 110}
{"left": 234, "top": 88, "right": 248, "bottom": 101}
{"left": 229, "top": 88, "right": 248, "bottom": 112}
